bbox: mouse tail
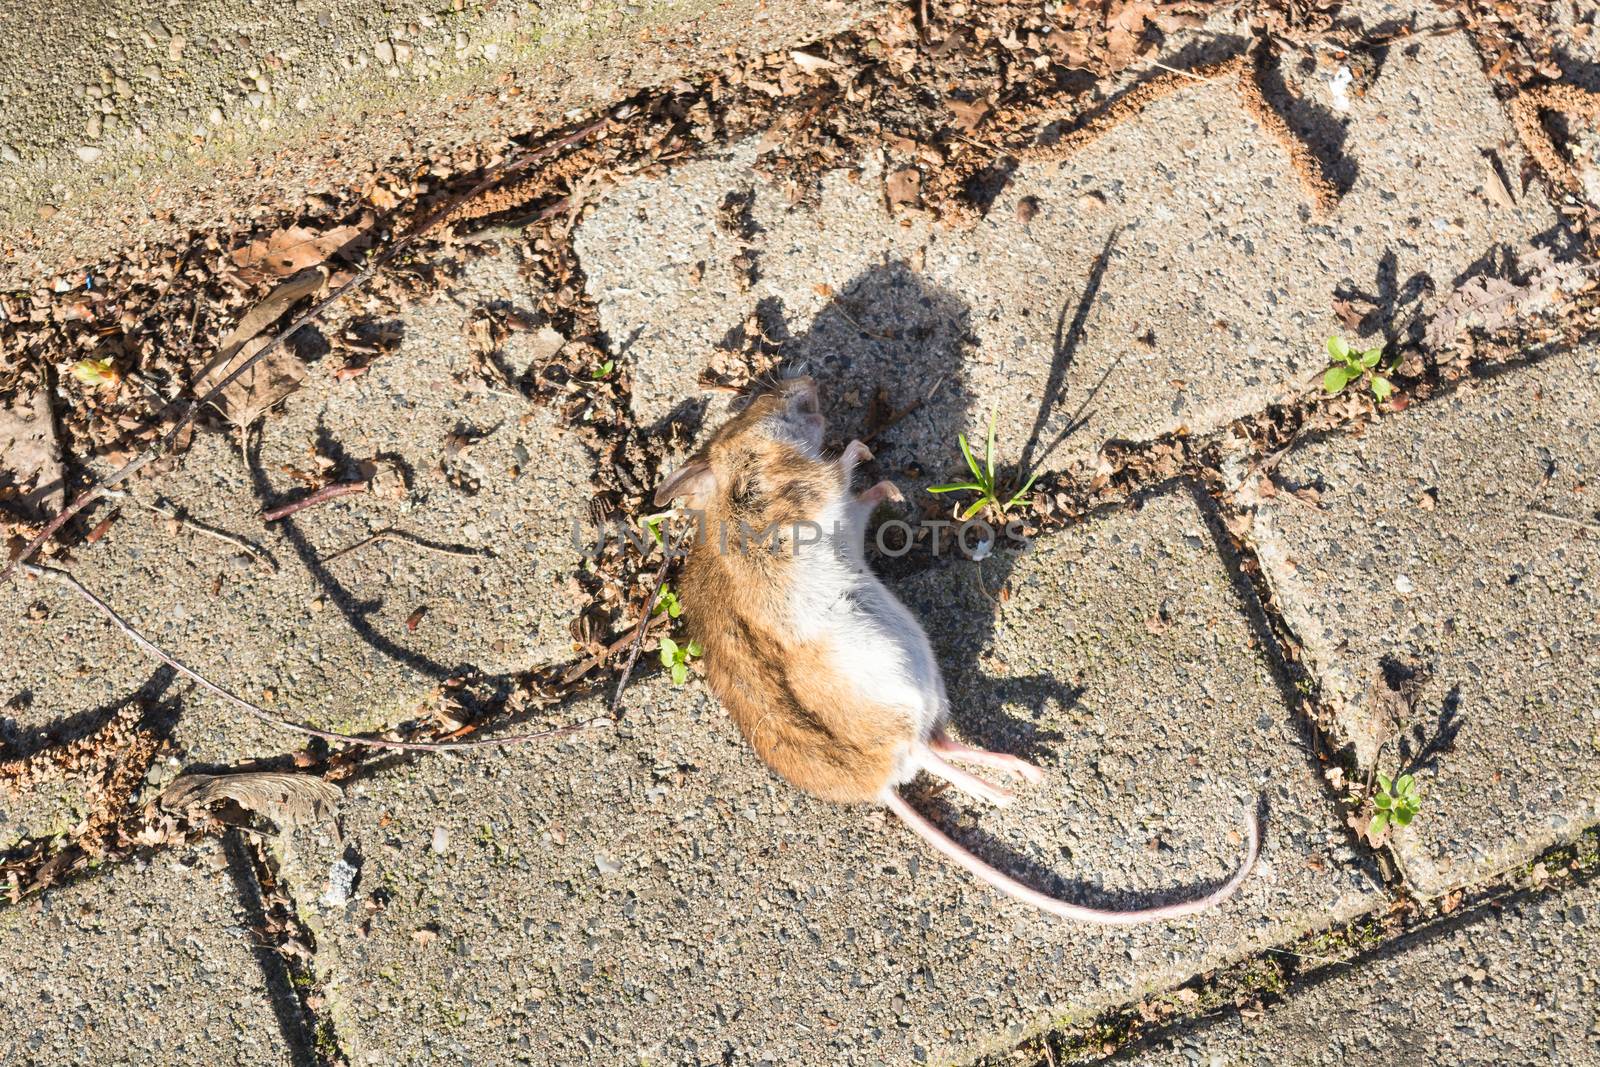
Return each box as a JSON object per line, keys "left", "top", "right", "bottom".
{"left": 883, "top": 790, "right": 1259, "bottom": 926}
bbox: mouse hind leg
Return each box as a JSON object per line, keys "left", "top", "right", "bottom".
{"left": 919, "top": 744, "right": 1015, "bottom": 806}
{"left": 930, "top": 729, "right": 1044, "bottom": 784}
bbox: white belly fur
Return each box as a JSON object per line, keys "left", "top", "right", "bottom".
{"left": 787, "top": 528, "right": 949, "bottom": 785}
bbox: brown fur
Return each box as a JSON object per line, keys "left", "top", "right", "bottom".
{"left": 668, "top": 384, "right": 910, "bottom": 804}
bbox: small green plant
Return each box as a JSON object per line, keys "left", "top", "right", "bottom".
{"left": 591, "top": 359, "right": 615, "bottom": 380}
{"left": 653, "top": 585, "right": 682, "bottom": 619}
{"left": 639, "top": 511, "right": 670, "bottom": 545}
{"left": 926, "top": 409, "right": 1039, "bottom": 520}
{"left": 1369, "top": 771, "right": 1420, "bottom": 838}
{"left": 1323, "top": 336, "right": 1394, "bottom": 402}
{"left": 658, "top": 636, "right": 702, "bottom": 685}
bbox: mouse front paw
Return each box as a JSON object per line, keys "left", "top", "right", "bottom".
{"left": 858, "top": 479, "right": 903, "bottom": 507}
{"left": 841, "top": 439, "right": 873, "bottom": 471}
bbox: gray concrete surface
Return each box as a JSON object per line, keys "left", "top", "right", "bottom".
{"left": 4, "top": 0, "right": 1599, "bottom": 1063}
{"left": 576, "top": 1, "right": 1553, "bottom": 485}
{"left": 1, "top": 249, "right": 593, "bottom": 847}
{"left": 272, "top": 486, "right": 1381, "bottom": 1067}
{"left": 1136, "top": 876, "right": 1600, "bottom": 1066}
{"left": 1249, "top": 350, "right": 1600, "bottom": 895}
{"left": 0, "top": 0, "right": 872, "bottom": 286}
{"left": 0, "top": 838, "right": 300, "bottom": 1066}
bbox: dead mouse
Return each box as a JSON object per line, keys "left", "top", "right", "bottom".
{"left": 653, "top": 375, "right": 1258, "bottom": 924}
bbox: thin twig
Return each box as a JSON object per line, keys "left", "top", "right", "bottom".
{"left": 1145, "top": 59, "right": 1224, "bottom": 83}
{"left": 319, "top": 527, "right": 494, "bottom": 565}
{"left": 1, "top": 115, "right": 610, "bottom": 584}
{"left": 20, "top": 562, "right": 610, "bottom": 752}
{"left": 611, "top": 551, "right": 677, "bottom": 716}
{"left": 105, "top": 490, "right": 277, "bottom": 572}
{"left": 562, "top": 612, "right": 670, "bottom": 685}
{"left": 862, "top": 374, "right": 947, "bottom": 445}
{"left": 1527, "top": 506, "right": 1600, "bottom": 533}
{"left": 261, "top": 480, "right": 369, "bottom": 522}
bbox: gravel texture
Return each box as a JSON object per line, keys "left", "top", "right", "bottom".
{"left": 1137, "top": 875, "right": 1600, "bottom": 1065}
{"left": 1, "top": 249, "right": 592, "bottom": 847}
{"left": 273, "top": 486, "right": 1381, "bottom": 1066}
{"left": 0, "top": 838, "right": 300, "bottom": 1066}
{"left": 0, "top": 0, "right": 873, "bottom": 286}
{"left": 1249, "top": 349, "right": 1600, "bottom": 895}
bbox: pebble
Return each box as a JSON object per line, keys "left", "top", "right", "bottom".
{"left": 321, "top": 856, "right": 360, "bottom": 907}
{"left": 86, "top": 114, "right": 103, "bottom": 139}
{"left": 431, "top": 826, "right": 449, "bottom": 853}
{"left": 376, "top": 40, "right": 396, "bottom": 65}
{"left": 0, "top": 144, "right": 19, "bottom": 164}
{"left": 168, "top": 36, "right": 186, "bottom": 61}
{"left": 75, "top": 146, "right": 103, "bottom": 163}
{"left": 207, "top": 106, "right": 224, "bottom": 125}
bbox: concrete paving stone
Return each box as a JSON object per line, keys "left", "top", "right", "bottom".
{"left": 1135, "top": 875, "right": 1600, "bottom": 1066}
{"left": 0, "top": 838, "right": 300, "bottom": 1066}
{"left": 575, "top": 0, "right": 1554, "bottom": 491}
{"left": 1, "top": 0, "right": 873, "bottom": 285}
{"left": 1249, "top": 349, "right": 1600, "bottom": 895}
{"left": 1, "top": 249, "right": 591, "bottom": 848}
{"left": 274, "top": 484, "right": 1381, "bottom": 1066}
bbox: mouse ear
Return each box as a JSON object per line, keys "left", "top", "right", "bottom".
{"left": 653, "top": 461, "right": 714, "bottom": 507}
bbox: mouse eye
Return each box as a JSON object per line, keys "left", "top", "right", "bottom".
{"left": 730, "top": 474, "right": 759, "bottom": 509}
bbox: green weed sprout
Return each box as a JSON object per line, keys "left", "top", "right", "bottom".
{"left": 658, "top": 636, "right": 702, "bottom": 685}
{"left": 653, "top": 585, "right": 682, "bottom": 619}
{"left": 1369, "top": 772, "right": 1420, "bottom": 838}
{"left": 1323, "top": 336, "right": 1394, "bottom": 402}
{"left": 926, "top": 409, "right": 1039, "bottom": 521}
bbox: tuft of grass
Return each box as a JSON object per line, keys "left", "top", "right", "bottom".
{"left": 926, "top": 408, "right": 1038, "bottom": 520}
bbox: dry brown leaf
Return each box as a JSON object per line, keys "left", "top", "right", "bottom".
{"left": 160, "top": 770, "right": 342, "bottom": 828}
{"left": 1106, "top": 0, "right": 1155, "bottom": 33}
{"left": 886, "top": 166, "right": 922, "bottom": 209}
{"left": 1484, "top": 157, "right": 1516, "bottom": 209}
{"left": 947, "top": 96, "right": 992, "bottom": 132}
{"left": 231, "top": 223, "right": 365, "bottom": 279}
{"left": 192, "top": 268, "right": 323, "bottom": 425}
{"left": 0, "top": 385, "right": 64, "bottom": 519}
{"left": 1331, "top": 298, "right": 1366, "bottom": 332}
{"left": 1104, "top": 0, "right": 1155, "bottom": 69}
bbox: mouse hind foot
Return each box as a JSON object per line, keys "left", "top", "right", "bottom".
{"left": 920, "top": 746, "right": 1016, "bottom": 806}
{"left": 929, "top": 729, "right": 1044, "bottom": 785}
